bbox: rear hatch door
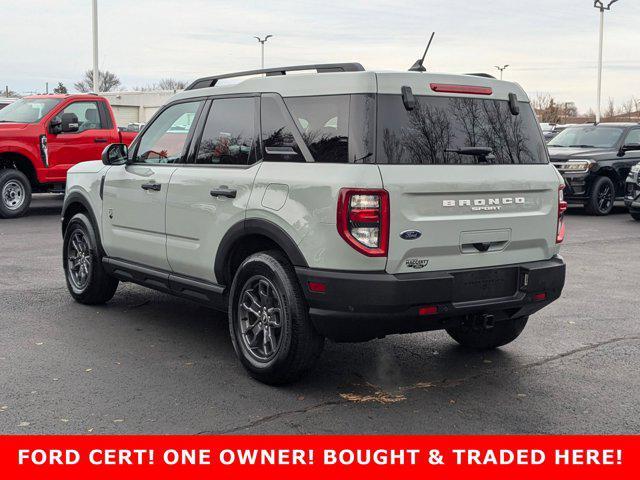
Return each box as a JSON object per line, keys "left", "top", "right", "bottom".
{"left": 375, "top": 84, "right": 562, "bottom": 275}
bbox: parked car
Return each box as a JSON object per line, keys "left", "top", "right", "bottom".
{"left": 0, "top": 97, "right": 19, "bottom": 111}
{"left": 61, "top": 63, "right": 566, "bottom": 384}
{"left": 548, "top": 123, "right": 640, "bottom": 215}
{"left": 0, "top": 94, "right": 137, "bottom": 218}
{"left": 625, "top": 162, "right": 640, "bottom": 221}
{"left": 539, "top": 122, "right": 557, "bottom": 142}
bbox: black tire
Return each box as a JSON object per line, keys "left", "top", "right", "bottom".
{"left": 0, "top": 169, "right": 32, "bottom": 219}
{"left": 585, "top": 176, "right": 615, "bottom": 216}
{"left": 446, "top": 316, "right": 528, "bottom": 350}
{"left": 631, "top": 212, "right": 640, "bottom": 221}
{"left": 63, "top": 213, "right": 118, "bottom": 305}
{"left": 228, "top": 250, "right": 324, "bottom": 385}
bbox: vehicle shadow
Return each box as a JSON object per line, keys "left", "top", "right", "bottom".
{"left": 98, "top": 285, "right": 531, "bottom": 406}
{"left": 25, "top": 194, "right": 64, "bottom": 217}
{"left": 566, "top": 205, "right": 628, "bottom": 216}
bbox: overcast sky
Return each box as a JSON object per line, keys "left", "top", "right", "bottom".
{"left": 1, "top": 0, "right": 638, "bottom": 112}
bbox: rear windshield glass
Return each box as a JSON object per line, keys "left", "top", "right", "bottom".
{"left": 547, "top": 125, "right": 624, "bottom": 149}
{"left": 377, "top": 95, "right": 547, "bottom": 165}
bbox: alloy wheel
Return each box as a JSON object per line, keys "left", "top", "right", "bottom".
{"left": 237, "top": 275, "right": 283, "bottom": 362}
{"left": 2, "top": 180, "right": 25, "bottom": 210}
{"left": 597, "top": 183, "right": 613, "bottom": 212}
{"left": 67, "top": 229, "right": 92, "bottom": 291}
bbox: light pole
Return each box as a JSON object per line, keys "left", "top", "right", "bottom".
{"left": 253, "top": 35, "right": 273, "bottom": 70}
{"left": 594, "top": 0, "right": 619, "bottom": 123}
{"left": 494, "top": 64, "right": 509, "bottom": 80}
{"left": 92, "top": 0, "right": 99, "bottom": 93}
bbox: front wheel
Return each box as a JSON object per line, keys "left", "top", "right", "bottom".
{"left": 63, "top": 213, "right": 119, "bottom": 304}
{"left": 585, "top": 176, "right": 615, "bottom": 216}
{"left": 228, "top": 251, "right": 324, "bottom": 385}
{"left": 0, "top": 169, "right": 32, "bottom": 219}
{"left": 446, "top": 316, "right": 528, "bottom": 350}
{"left": 631, "top": 212, "right": 640, "bottom": 221}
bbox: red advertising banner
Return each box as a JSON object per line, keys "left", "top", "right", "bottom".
{"left": 0, "top": 435, "right": 638, "bottom": 480}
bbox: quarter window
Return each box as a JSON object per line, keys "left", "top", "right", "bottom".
{"left": 134, "top": 101, "right": 202, "bottom": 164}
{"left": 285, "top": 95, "right": 349, "bottom": 163}
{"left": 60, "top": 101, "right": 103, "bottom": 132}
{"left": 196, "top": 98, "right": 256, "bottom": 165}
{"left": 261, "top": 95, "right": 305, "bottom": 162}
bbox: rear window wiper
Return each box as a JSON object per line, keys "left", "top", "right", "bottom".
{"left": 445, "top": 147, "right": 493, "bottom": 156}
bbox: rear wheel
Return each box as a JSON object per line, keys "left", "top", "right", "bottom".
{"left": 446, "top": 316, "right": 528, "bottom": 350}
{"left": 63, "top": 213, "right": 119, "bottom": 304}
{"left": 0, "top": 169, "right": 31, "bottom": 219}
{"left": 585, "top": 176, "right": 615, "bottom": 216}
{"left": 631, "top": 212, "right": 640, "bottom": 221}
{"left": 228, "top": 251, "right": 324, "bottom": 385}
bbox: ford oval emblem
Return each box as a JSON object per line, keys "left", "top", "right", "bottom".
{"left": 400, "top": 230, "right": 422, "bottom": 240}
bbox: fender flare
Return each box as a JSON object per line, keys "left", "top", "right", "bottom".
{"left": 214, "top": 218, "right": 308, "bottom": 284}
{"left": 61, "top": 191, "right": 105, "bottom": 256}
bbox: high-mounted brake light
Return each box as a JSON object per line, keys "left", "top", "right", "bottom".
{"left": 556, "top": 184, "right": 568, "bottom": 243}
{"left": 430, "top": 83, "right": 493, "bottom": 95}
{"left": 337, "top": 188, "right": 389, "bottom": 257}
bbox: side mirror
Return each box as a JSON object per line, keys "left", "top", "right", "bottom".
{"left": 621, "top": 143, "right": 640, "bottom": 152}
{"left": 102, "top": 143, "right": 128, "bottom": 165}
{"left": 49, "top": 116, "right": 63, "bottom": 134}
{"left": 61, "top": 112, "right": 80, "bottom": 133}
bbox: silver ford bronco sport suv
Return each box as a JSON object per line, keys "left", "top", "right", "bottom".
{"left": 61, "top": 63, "right": 566, "bottom": 384}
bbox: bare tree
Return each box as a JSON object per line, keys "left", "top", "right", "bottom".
{"left": 157, "top": 78, "right": 187, "bottom": 90}
{"left": 621, "top": 98, "right": 635, "bottom": 121}
{"left": 74, "top": 69, "right": 121, "bottom": 93}
{"left": 531, "top": 93, "right": 561, "bottom": 123}
{"left": 133, "top": 78, "right": 187, "bottom": 92}
{"left": 603, "top": 97, "right": 616, "bottom": 119}
{"left": 2, "top": 87, "right": 20, "bottom": 98}
{"left": 53, "top": 82, "right": 68, "bottom": 94}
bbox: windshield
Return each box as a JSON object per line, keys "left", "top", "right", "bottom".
{"left": 0, "top": 98, "right": 61, "bottom": 123}
{"left": 547, "top": 125, "right": 624, "bottom": 148}
{"left": 377, "top": 95, "right": 547, "bottom": 164}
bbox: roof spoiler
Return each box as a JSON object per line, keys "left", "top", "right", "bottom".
{"left": 185, "top": 63, "right": 365, "bottom": 90}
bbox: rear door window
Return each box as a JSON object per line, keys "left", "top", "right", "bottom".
{"left": 195, "top": 97, "right": 257, "bottom": 165}
{"left": 377, "top": 95, "right": 547, "bottom": 165}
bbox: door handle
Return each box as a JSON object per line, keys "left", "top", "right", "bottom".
{"left": 210, "top": 186, "right": 237, "bottom": 199}
{"left": 141, "top": 183, "right": 161, "bottom": 191}
{"left": 94, "top": 138, "right": 108, "bottom": 143}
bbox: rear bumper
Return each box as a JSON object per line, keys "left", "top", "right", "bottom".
{"left": 296, "top": 256, "right": 566, "bottom": 341}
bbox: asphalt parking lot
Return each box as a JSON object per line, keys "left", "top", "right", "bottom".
{"left": 1, "top": 195, "right": 639, "bottom": 434}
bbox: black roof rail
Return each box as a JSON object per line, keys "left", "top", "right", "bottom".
{"left": 185, "top": 63, "right": 365, "bottom": 90}
{"left": 464, "top": 73, "right": 497, "bottom": 79}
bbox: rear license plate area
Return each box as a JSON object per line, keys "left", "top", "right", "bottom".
{"left": 452, "top": 268, "right": 518, "bottom": 302}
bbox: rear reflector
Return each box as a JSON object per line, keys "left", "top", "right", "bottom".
{"left": 308, "top": 282, "right": 326, "bottom": 293}
{"left": 533, "top": 292, "right": 547, "bottom": 301}
{"left": 418, "top": 305, "right": 438, "bottom": 316}
{"left": 430, "top": 83, "right": 493, "bottom": 95}
{"left": 557, "top": 184, "right": 568, "bottom": 243}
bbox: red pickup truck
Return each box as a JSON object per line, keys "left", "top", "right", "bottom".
{"left": 0, "top": 94, "right": 137, "bottom": 218}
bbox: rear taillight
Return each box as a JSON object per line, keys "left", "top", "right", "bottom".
{"left": 337, "top": 188, "right": 389, "bottom": 257}
{"left": 556, "top": 184, "right": 568, "bottom": 243}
